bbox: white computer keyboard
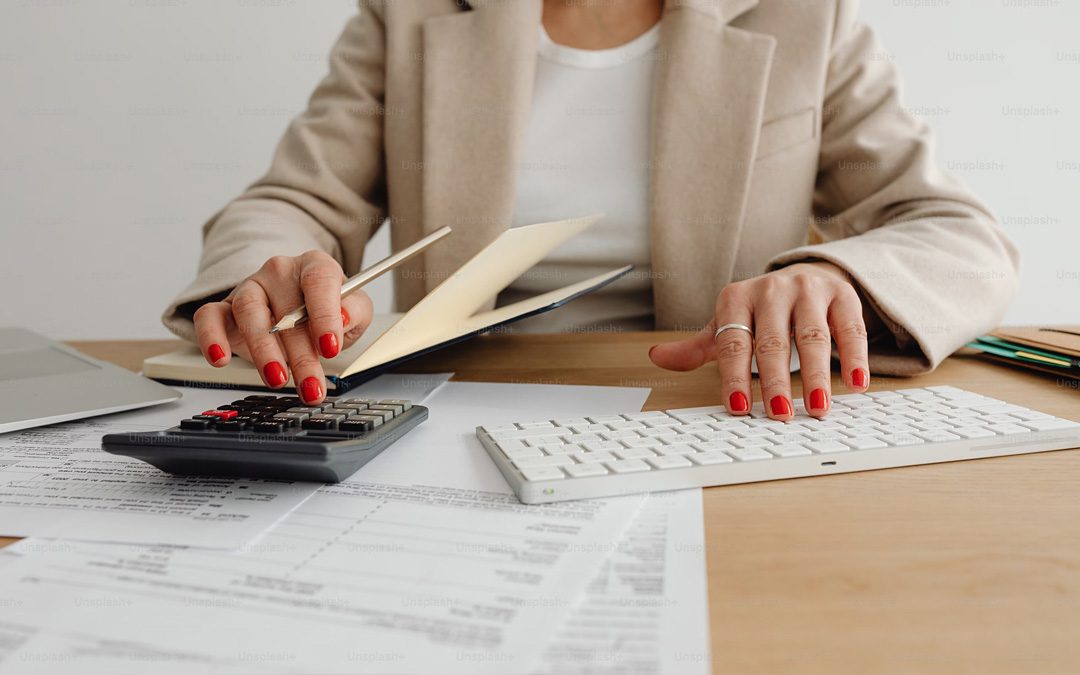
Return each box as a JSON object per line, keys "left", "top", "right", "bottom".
{"left": 476, "top": 386, "right": 1080, "bottom": 504}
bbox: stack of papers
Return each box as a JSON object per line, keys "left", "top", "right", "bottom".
{"left": 0, "top": 376, "right": 710, "bottom": 674}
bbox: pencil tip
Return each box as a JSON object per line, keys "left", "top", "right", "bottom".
{"left": 268, "top": 327, "right": 280, "bottom": 334}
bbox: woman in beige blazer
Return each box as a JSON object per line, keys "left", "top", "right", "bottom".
{"left": 164, "top": 0, "right": 1019, "bottom": 420}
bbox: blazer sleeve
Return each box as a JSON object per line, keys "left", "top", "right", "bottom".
{"left": 161, "top": 1, "right": 388, "bottom": 342}
{"left": 765, "top": 2, "right": 1020, "bottom": 376}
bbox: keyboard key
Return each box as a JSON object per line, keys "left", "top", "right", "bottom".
{"left": 984, "top": 423, "right": 1031, "bottom": 436}
{"left": 728, "top": 447, "right": 774, "bottom": 461}
{"left": 622, "top": 437, "right": 663, "bottom": 449}
{"left": 654, "top": 443, "right": 697, "bottom": 456}
{"left": 915, "top": 430, "right": 963, "bottom": 443}
{"left": 692, "top": 440, "right": 735, "bottom": 452}
{"left": 878, "top": 433, "right": 924, "bottom": 446}
{"left": 582, "top": 441, "right": 621, "bottom": 452}
{"left": 770, "top": 443, "right": 813, "bottom": 457}
{"left": 605, "top": 459, "right": 651, "bottom": 474}
{"left": 806, "top": 441, "right": 849, "bottom": 454}
{"left": 689, "top": 451, "right": 734, "bottom": 465}
{"left": 504, "top": 447, "right": 544, "bottom": 459}
{"left": 1018, "top": 418, "right": 1079, "bottom": 431}
{"left": 513, "top": 455, "right": 573, "bottom": 469}
{"left": 565, "top": 463, "right": 609, "bottom": 478}
{"left": 614, "top": 447, "right": 656, "bottom": 460}
{"left": 519, "top": 466, "right": 565, "bottom": 482}
{"left": 842, "top": 436, "right": 888, "bottom": 450}
{"left": 950, "top": 426, "right": 997, "bottom": 439}
{"left": 647, "top": 455, "right": 693, "bottom": 470}
{"left": 573, "top": 451, "right": 616, "bottom": 463}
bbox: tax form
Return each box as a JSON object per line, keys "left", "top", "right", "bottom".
{"left": 0, "top": 380, "right": 712, "bottom": 674}
{"left": 533, "top": 489, "right": 711, "bottom": 675}
{"left": 0, "top": 373, "right": 452, "bottom": 548}
{"left": 0, "top": 481, "right": 645, "bottom": 674}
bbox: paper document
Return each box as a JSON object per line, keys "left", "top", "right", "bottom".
{"left": 356, "top": 380, "right": 653, "bottom": 492}
{"left": 0, "top": 481, "right": 644, "bottom": 674}
{"left": 0, "top": 373, "right": 452, "bottom": 547}
{"left": 533, "top": 489, "right": 711, "bottom": 675}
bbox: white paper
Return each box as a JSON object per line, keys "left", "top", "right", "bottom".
{"left": 532, "top": 489, "right": 711, "bottom": 675}
{"left": 0, "top": 373, "right": 453, "bottom": 547}
{"left": 0, "top": 482, "right": 644, "bottom": 674}
{"left": 356, "top": 381, "right": 653, "bottom": 492}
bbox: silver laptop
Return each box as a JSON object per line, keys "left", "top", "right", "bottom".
{"left": 0, "top": 327, "right": 181, "bottom": 433}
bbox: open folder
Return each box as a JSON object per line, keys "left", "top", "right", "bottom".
{"left": 144, "top": 215, "right": 632, "bottom": 394}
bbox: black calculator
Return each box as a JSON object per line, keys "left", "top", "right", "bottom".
{"left": 102, "top": 395, "right": 427, "bottom": 482}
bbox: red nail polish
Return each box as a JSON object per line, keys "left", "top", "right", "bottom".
{"left": 810, "top": 388, "right": 828, "bottom": 411}
{"left": 301, "top": 376, "right": 323, "bottom": 404}
{"left": 207, "top": 343, "right": 226, "bottom": 364}
{"left": 770, "top": 395, "right": 793, "bottom": 417}
{"left": 319, "top": 333, "right": 340, "bottom": 359}
{"left": 728, "top": 391, "right": 749, "bottom": 413}
{"left": 851, "top": 368, "right": 868, "bottom": 388}
{"left": 262, "top": 361, "right": 287, "bottom": 388}
{"left": 341, "top": 307, "right": 350, "bottom": 327}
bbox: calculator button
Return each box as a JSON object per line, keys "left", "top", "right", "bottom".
{"left": 180, "top": 418, "right": 211, "bottom": 431}
{"left": 339, "top": 419, "right": 374, "bottom": 432}
{"left": 273, "top": 412, "right": 309, "bottom": 424}
{"left": 365, "top": 405, "right": 398, "bottom": 419}
{"left": 191, "top": 415, "right": 221, "bottom": 424}
{"left": 353, "top": 414, "right": 384, "bottom": 428}
{"left": 202, "top": 409, "right": 237, "bottom": 420}
{"left": 288, "top": 406, "right": 323, "bottom": 415}
{"left": 253, "top": 422, "right": 284, "bottom": 434}
{"left": 362, "top": 409, "right": 393, "bottom": 423}
{"left": 302, "top": 418, "right": 338, "bottom": 431}
{"left": 215, "top": 420, "right": 249, "bottom": 432}
{"left": 380, "top": 399, "right": 412, "bottom": 411}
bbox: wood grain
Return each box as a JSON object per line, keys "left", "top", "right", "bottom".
{"left": 4, "top": 333, "right": 1080, "bottom": 673}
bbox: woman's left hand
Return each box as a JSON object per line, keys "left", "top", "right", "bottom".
{"left": 648, "top": 262, "right": 870, "bottom": 421}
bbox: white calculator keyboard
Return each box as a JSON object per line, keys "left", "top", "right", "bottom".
{"left": 476, "top": 386, "right": 1080, "bottom": 504}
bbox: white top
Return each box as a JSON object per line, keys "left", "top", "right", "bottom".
{"left": 503, "top": 23, "right": 660, "bottom": 332}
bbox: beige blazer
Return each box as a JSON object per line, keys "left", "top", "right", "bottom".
{"left": 163, "top": 0, "right": 1020, "bottom": 376}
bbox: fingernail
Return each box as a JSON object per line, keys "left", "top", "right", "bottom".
{"left": 647, "top": 344, "right": 658, "bottom": 359}
{"left": 770, "top": 395, "right": 793, "bottom": 417}
{"left": 851, "top": 368, "right": 868, "bottom": 388}
{"left": 262, "top": 361, "right": 288, "bottom": 388}
{"left": 810, "top": 388, "right": 828, "bottom": 412}
{"left": 301, "top": 376, "right": 323, "bottom": 404}
{"left": 319, "top": 332, "right": 340, "bottom": 359}
{"left": 207, "top": 343, "right": 226, "bottom": 365}
{"left": 728, "top": 391, "right": 749, "bottom": 414}
{"left": 341, "top": 307, "right": 350, "bottom": 327}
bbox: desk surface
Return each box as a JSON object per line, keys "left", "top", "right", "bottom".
{"left": 4, "top": 333, "right": 1080, "bottom": 674}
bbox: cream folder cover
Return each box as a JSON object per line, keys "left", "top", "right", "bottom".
{"left": 144, "top": 215, "right": 632, "bottom": 393}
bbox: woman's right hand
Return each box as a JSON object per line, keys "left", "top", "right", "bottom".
{"left": 192, "top": 251, "right": 373, "bottom": 405}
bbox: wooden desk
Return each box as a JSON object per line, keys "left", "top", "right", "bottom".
{"left": 4, "top": 333, "right": 1080, "bottom": 673}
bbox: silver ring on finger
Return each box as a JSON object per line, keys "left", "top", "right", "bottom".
{"left": 714, "top": 323, "right": 753, "bottom": 341}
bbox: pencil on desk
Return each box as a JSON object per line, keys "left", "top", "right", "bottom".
{"left": 269, "top": 226, "right": 452, "bottom": 334}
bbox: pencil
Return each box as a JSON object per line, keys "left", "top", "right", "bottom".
{"left": 269, "top": 226, "right": 453, "bottom": 334}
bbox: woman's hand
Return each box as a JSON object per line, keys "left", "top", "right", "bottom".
{"left": 648, "top": 262, "right": 870, "bottom": 420}
{"left": 192, "top": 251, "right": 373, "bottom": 404}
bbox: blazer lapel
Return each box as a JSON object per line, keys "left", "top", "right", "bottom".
{"left": 420, "top": 0, "right": 542, "bottom": 295}
{"left": 649, "top": 0, "right": 776, "bottom": 328}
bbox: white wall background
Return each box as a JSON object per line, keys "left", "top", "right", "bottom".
{"left": 1, "top": 0, "right": 1077, "bottom": 340}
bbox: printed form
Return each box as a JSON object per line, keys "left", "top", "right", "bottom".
{"left": 0, "top": 381, "right": 711, "bottom": 674}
